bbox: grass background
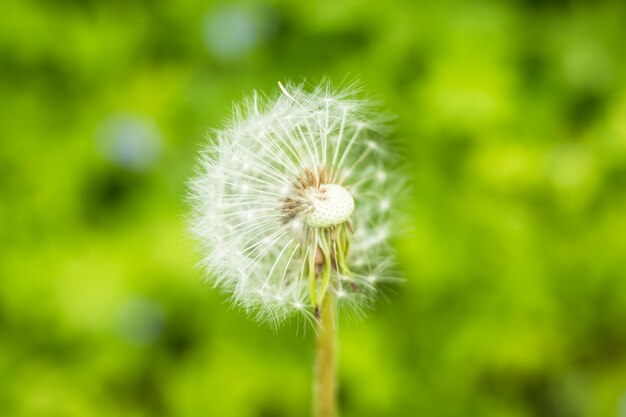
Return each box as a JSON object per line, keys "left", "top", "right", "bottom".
{"left": 1, "top": 0, "right": 626, "bottom": 416}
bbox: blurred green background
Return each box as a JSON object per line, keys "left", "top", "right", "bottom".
{"left": 2, "top": 0, "right": 626, "bottom": 416}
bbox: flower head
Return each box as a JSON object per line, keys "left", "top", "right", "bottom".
{"left": 189, "top": 81, "right": 402, "bottom": 326}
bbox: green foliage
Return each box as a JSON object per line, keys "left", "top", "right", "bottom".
{"left": 1, "top": 0, "right": 626, "bottom": 416}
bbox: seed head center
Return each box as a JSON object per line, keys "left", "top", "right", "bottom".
{"left": 304, "top": 184, "right": 354, "bottom": 228}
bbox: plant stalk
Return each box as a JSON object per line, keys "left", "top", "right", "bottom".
{"left": 314, "top": 292, "right": 337, "bottom": 417}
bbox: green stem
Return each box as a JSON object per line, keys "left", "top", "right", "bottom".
{"left": 318, "top": 230, "right": 332, "bottom": 304}
{"left": 314, "top": 292, "right": 337, "bottom": 417}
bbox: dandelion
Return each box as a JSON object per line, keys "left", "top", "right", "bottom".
{"left": 189, "top": 80, "right": 402, "bottom": 417}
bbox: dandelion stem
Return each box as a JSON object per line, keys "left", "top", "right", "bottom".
{"left": 314, "top": 291, "right": 337, "bottom": 417}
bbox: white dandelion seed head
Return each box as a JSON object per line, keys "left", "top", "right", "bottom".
{"left": 189, "top": 80, "right": 403, "bottom": 327}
